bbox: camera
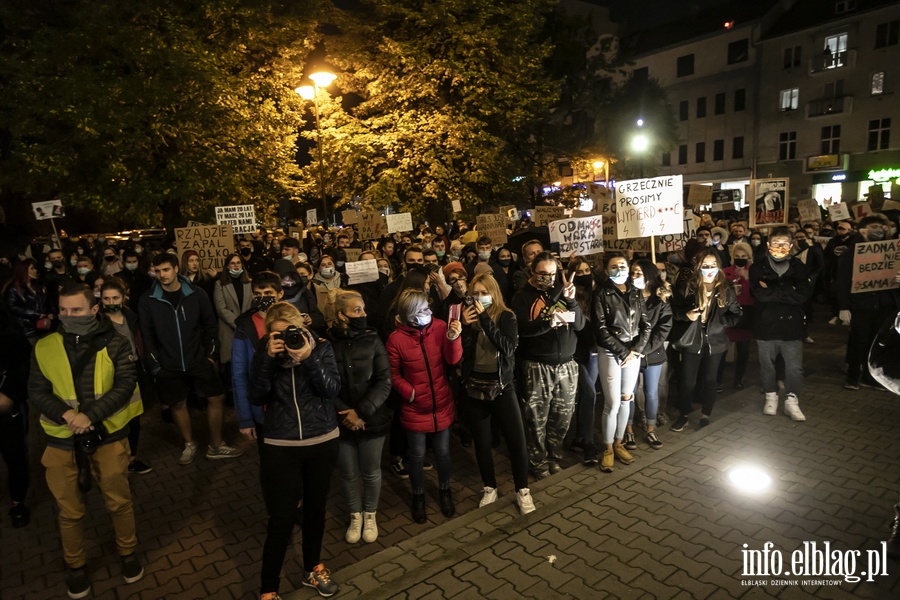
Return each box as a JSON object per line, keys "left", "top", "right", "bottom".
{"left": 463, "top": 296, "right": 475, "bottom": 307}
{"left": 277, "top": 325, "right": 306, "bottom": 350}
{"left": 74, "top": 424, "right": 109, "bottom": 455}
{"left": 425, "top": 262, "right": 440, "bottom": 274}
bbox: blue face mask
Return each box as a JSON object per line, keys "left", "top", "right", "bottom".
{"left": 701, "top": 267, "right": 719, "bottom": 279}
{"left": 413, "top": 313, "right": 432, "bottom": 328}
{"left": 476, "top": 294, "right": 493, "bottom": 308}
{"left": 609, "top": 269, "right": 628, "bottom": 285}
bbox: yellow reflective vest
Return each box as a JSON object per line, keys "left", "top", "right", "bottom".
{"left": 34, "top": 333, "right": 143, "bottom": 439}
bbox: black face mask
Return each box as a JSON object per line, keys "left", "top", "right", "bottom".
{"left": 298, "top": 275, "right": 310, "bottom": 287}
{"left": 282, "top": 283, "right": 300, "bottom": 298}
{"left": 498, "top": 259, "right": 512, "bottom": 267}
{"left": 574, "top": 274, "right": 593, "bottom": 288}
{"left": 733, "top": 258, "right": 749, "bottom": 268}
{"left": 240, "top": 248, "right": 252, "bottom": 257}
{"left": 252, "top": 296, "right": 276, "bottom": 312}
{"left": 342, "top": 313, "right": 367, "bottom": 332}
{"left": 51, "top": 259, "right": 64, "bottom": 269}
{"left": 104, "top": 255, "right": 116, "bottom": 262}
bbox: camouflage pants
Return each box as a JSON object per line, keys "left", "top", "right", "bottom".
{"left": 521, "top": 359, "right": 578, "bottom": 472}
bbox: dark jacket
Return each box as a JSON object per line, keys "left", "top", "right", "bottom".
{"left": 284, "top": 285, "right": 326, "bottom": 334}
{"left": 232, "top": 309, "right": 266, "bottom": 429}
{"left": 592, "top": 279, "right": 652, "bottom": 362}
{"left": 749, "top": 256, "right": 812, "bottom": 341}
{"left": 670, "top": 281, "right": 742, "bottom": 354}
{"left": 641, "top": 293, "right": 674, "bottom": 366}
{"left": 138, "top": 275, "right": 218, "bottom": 374}
{"left": 327, "top": 326, "right": 393, "bottom": 438}
{"left": 835, "top": 236, "right": 900, "bottom": 313}
{"left": 0, "top": 306, "right": 31, "bottom": 409}
{"left": 3, "top": 284, "right": 47, "bottom": 339}
{"left": 249, "top": 336, "right": 340, "bottom": 443}
{"left": 461, "top": 309, "right": 518, "bottom": 387}
{"left": 117, "top": 268, "right": 153, "bottom": 312}
{"left": 511, "top": 282, "right": 584, "bottom": 365}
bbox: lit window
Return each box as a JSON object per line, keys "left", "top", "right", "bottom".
{"left": 780, "top": 88, "right": 799, "bottom": 111}
{"left": 824, "top": 33, "right": 848, "bottom": 68}
{"left": 872, "top": 72, "right": 885, "bottom": 95}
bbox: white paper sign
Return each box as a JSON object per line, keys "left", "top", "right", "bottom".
{"left": 386, "top": 212, "right": 413, "bottom": 234}
{"left": 797, "top": 199, "right": 821, "bottom": 223}
{"left": 215, "top": 204, "right": 256, "bottom": 234}
{"left": 657, "top": 210, "right": 698, "bottom": 253}
{"left": 548, "top": 215, "right": 604, "bottom": 256}
{"left": 452, "top": 200, "right": 462, "bottom": 213}
{"left": 829, "top": 202, "right": 851, "bottom": 221}
{"left": 345, "top": 259, "right": 379, "bottom": 285}
{"left": 32, "top": 200, "right": 64, "bottom": 220}
{"left": 306, "top": 208, "right": 318, "bottom": 225}
{"left": 615, "top": 175, "right": 684, "bottom": 239}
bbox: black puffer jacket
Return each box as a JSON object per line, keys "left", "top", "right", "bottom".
{"left": 592, "top": 279, "right": 652, "bottom": 362}
{"left": 461, "top": 310, "right": 518, "bottom": 387}
{"left": 327, "top": 327, "right": 392, "bottom": 438}
{"left": 641, "top": 294, "right": 673, "bottom": 366}
{"left": 249, "top": 335, "right": 340, "bottom": 443}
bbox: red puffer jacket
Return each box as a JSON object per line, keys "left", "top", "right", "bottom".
{"left": 386, "top": 319, "right": 463, "bottom": 432}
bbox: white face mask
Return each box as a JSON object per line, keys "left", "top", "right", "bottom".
{"left": 632, "top": 276, "right": 646, "bottom": 290}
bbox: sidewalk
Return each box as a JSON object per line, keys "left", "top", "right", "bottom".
{"left": 3, "top": 317, "right": 900, "bottom": 599}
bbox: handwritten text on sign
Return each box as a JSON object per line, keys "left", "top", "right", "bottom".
{"left": 476, "top": 214, "right": 509, "bottom": 244}
{"left": 851, "top": 240, "right": 900, "bottom": 294}
{"left": 615, "top": 175, "right": 684, "bottom": 239}
{"left": 359, "top": 212, "right": 387, "bottom": 240}
{"left": 657, "top": 210, "right": 698, "bottom": 253}
{"left": 174, "top": 225, "right": 235, "bottom": 273}
{"left": 549, "top": 215, "right": 604, "bottom": 256}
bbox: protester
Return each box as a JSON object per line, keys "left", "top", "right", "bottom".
{"left": 719, "top": 242, "right": 755, "bottom": 390}
{"left": 568, "top": 258, "right": 600, "bottom": 464}
{"left": 2, "top": 258, "right": 53, "bottom": 344}
{"left": 0, "top": 304, "right": 32, "bottom": 527}
{"left": 213, "top": 253, "right": 253, "bottom": 366}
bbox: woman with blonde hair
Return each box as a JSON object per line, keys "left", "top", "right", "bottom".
{"left": 249, "top": 302, "right": 341, "bottom": 599}
{"left": 460, "top": 273, "right": 534, "bottom": 515}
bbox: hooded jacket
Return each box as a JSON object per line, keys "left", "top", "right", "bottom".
{"left": 511, "top": 281, "right": 584, "bottom": 365}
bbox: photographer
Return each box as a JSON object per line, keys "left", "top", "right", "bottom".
{"left": 249, "top": 302, "right": 341, "bottom": 599}
{"left": 28, "top": 282, "right": 143, "bottom": 599}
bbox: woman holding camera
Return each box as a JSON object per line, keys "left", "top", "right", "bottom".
{"left": 326, "top": 290, "right": 392, "bottom": 544}
{"left": 249, "top": 302, "right": 341, "bottom": 599}
{"left": 460, "top": 274, "right": 535, "bottom": 514}
{"left": 387, "top": 289, "right": 462, "bottom": 524}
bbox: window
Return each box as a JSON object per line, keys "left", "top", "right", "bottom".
{"left": 824, "top": 79, "right": 844, "bottom": 97}
{"left": 779, "top": 131, "right": 797, "bottom": 160}
{"left": 872, "top": 72, "right": 885, "bottom": 95}
{"left": 696, "top": 97, "right": 707, "bottom": 118}
{"left": 824, "top": 33, "right": 848, "bottom": 69}
{"left": 821, "top": 125, "right": 841, "bottom": 154}
{"left": 713, "top": 139, "right": 724, "bottom": 161}
{"left": 679, "top": 100, "right": 689, "bottom": 121}
{"left": 868, "top": 118, "right": 891, "bottom": 151}
{"left": 661, "top": 152, "right": 671, "bottom": 167}
{"left": 678, "top": 144, "right": 688, "bottom": 165}
{"left": 733, "top": 136, "right": 744, "bottom": 159}
{"left": 633, "top": 67, "right": 650, "bottom": 82}
{"left": 780, "top": 88, "right": 799, "bottom": 111}
{"left": 734, "top": 88, "right": 746, "bottom": 111}
{"left": 714, "top": 93, "right": 726, "bottom": 115}
{"left": 677, "top": 54, "right": 695, "bottom": 77}
{"left": 783, "top": 45, "right": 802, "bottom": 69}
{"left": 875, "top": 20, "right": 900, "bottom": 48}
{"left": 695, "top": 142, "right": 705, "bottom": 163}
{"left": 728, "top": 39, "right": 749, "bottom": 64}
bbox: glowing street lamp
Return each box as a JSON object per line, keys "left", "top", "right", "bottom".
{"left": 295, "top": 70, "right": 337, "bottom": 225}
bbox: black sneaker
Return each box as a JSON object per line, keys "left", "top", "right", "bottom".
{"left": 582, "top": 443, "right": 599, "bottom": 466}
{"left": 128, "top": 459, "right": 153, "bottom": 475}
{"left": 390, "top": 459, "right": 409, "bottom": 479}
{"left": 699, "top": 416, "right": 711, "bottom": 429}
{"left": 623, "top": 432, "right": 637, "bottom": 450}
{"left": 9, "top": 503, "right": 30, "bottom": 528}
{"left": 423, "top": 460, "right": 434, "bottom": 471}
{"left": 303, "top": 563, "right": 339, "bottom": 597}
{"left": 439, "top": 488, "right": 455, "bottom": 518}
{"left": 844, "top": 379, "right": 860, "bottom": 391}
{"left": 121, "top": 554, "right": 144, "bottom": 584}
{"left": 548, "top": 461, "right": 562, "bottom": 475}
{"left": 671, "top": 416, "right": 689, "bottom": 432}
{"left": 66, "top": 567, "right": 91, "bottom": 599}
{"left": 645, "top": 432, "right": 664, "bottom": 449}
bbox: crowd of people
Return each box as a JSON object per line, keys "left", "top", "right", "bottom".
{"left": 1, "top": 208, "right": 898, "bottom": 599}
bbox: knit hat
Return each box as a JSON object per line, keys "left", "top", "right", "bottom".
{"left": 442, "top": 261, "right": 466, "bottom": 279}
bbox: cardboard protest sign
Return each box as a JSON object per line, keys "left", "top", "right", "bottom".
{"left": 829, "top": 202, "right": 851, "bottom": 221}
{"left": 852, "top": 203, "right": 873, "bottom": 220}
{"left": 851, "top": 240, "right": 900, "bottom": 294}
{"left": 533, "top": 206, "right": 566, "bottom": 227}
{"left": 475, "top": 214, "right": 508, "bottom": 244}
{"left": 174, "top": 225, "right": 235, "bottom": 272}
{"left": 656, "top": 210, "right": 698, "bottom": 253}
{"left": 615, "top": 175, "right": 684, "bottom": 239}
{"left": 686, "top": 184, "right": 713, "bottom": 208}
{"left": 345, "top": 259, "right": 379, "bottom": 285}
{"left": 598, "top": 210, "right": 651, "bottom": 253}
{"left": 215, "top": 204, "right": 256, "bottom": 234}
{"left": 344, "top": 248, "right": 362, "bottom": 262}
{"left": 711, "top": 202, "right": 735, "bottom": 212}
{"left": 288, "top": 227, "right": 305, "bottom": 240}
{"left": 32, "top": 200, "right": 64, "bottom": 220}
{"left": 548, "top": 215, "right": 604, "bottom": 256}
{"left": 306, "top": 209, "right": 318, "bottom": 225}
{"left": 500, "top": 205, "right": 518, "bottom": 221}
{"left": 359, "top": 212, "right": 387, "bottom": 240}
{"left": 342, "top": 210, "right": 359, "bottom": 225}
{"left": 386, "top": 212, "right": 413, "bottom": 234}
{"left": 797, "top": 199, "right": 821, "bottom": 223}
{"left": 882, "top": 199, "right": 900, "bottom": 211}
{"left": 452, "top": 200, "right": 462, "bottom": 213}
{"left": 750, "top": 178, "right": 789, "bottom": 227}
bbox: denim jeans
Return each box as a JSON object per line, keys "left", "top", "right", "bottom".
{"left": 598, "top": 351, "right": 641, "bottom": 445}
{"left": 757, "top": 339, "right": 804, "bottom": 396}
{"left": 575, "top": 353, "right": 599, "bottom": 443}
{"left": 407, "top": 428, "right": 451, "bottom": 495}
{"left": 629, "top": 363, "right": 663, "bottom": 425}
{"left": 337, "top": 435, "right": 386, "bottom": 513}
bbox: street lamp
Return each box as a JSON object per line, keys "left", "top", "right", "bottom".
{"left": 631, "top": 133, "right": 650, "bottom": 178}
{"left": 295, "top": 70, "right": 337, "bottom": 225}
{"left": 591, "top": 159, "right": 610, "bottom": 186}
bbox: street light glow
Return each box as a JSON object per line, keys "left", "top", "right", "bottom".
{"left": 636, "top": 118, "right": 644, "bottom": 127}
{"left": 727, "top": 464, "right": 772, "bottom": 494}
{"left": 631, "top": 134, "right": 649, "bottom": 153}
{"left": 295, "top": 85, "right": 315, "bottom": 100}
{"left": 309, "top": 71, "right": 337, "bottom": 88}
{"left": 592, "top": 160, "right": 605, "bottom": 169}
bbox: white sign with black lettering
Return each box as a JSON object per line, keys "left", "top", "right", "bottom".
{"left": 215, "top": 204, "right": 256, "bottom": 234}
{"left": 614, "top": 175, "right": 684, "bottom": 239}
{"left": 345, "top": 259, "right": 379, "bottom": 285}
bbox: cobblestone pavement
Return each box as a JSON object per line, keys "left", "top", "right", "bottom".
{"left": 2, "top": 315, "right": 900, "bottom": 599}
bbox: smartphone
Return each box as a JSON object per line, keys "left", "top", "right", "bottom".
{"left": 448, "top": 304, "right": 461, "bottom": 323}
{"left": 557, "top": 311, "right": 576, "bottom": 323}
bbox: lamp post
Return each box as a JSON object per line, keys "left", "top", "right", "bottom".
{"left": 296, "top": 70, "right": 337, "bottom": 226}
{"left": 631, "top": 133, "right": 649, "bottom": 178}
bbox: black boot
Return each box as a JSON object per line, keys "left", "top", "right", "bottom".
{"left": 411, "top": 493, "right": 426, "bottom": 524}
{"left": 888, "top": 504, "right": 900, "bottom": 560}
{"left": 439, "top": 488, "right": 455, "bottom": 518}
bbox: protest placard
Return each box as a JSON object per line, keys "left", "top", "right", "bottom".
{"left": 360, "top": 212, "right": 387, "bottom": 240}
{"left": 215, "top": 204, "right": 256, "bottom": 234}
{"left": 342, "top": 209, "right": 359, "bottom": 225}
{"left": 386, "top": 212, "right": 413, "bottom": 234}
{"left": 345, "top": 259, "right": 379, "bottom": 285}
{"left": 852, "top": 203, "right": 873, "bottom": 219}
{"left": 548, "top": 215, "right": 604, "bottom": 256}
{"left": 174, "top": 225, "right": 235, "bottom": 272}
{"left": 656, "top": 210, "right": 698, "bottom": 253}
{"left": 344, "top": 248, "right": 362, "bottom": 262}
{"left": 829, "top": 202, "right": 851, "bottom": 221}
{"left": 883, "top": 199, "right": 900, "bottom": 211}
{"left": 686, "top": 184, "right": 713, "bottom": 208}
{"left": 288, "top": 227, "right": 305, "bottom": 240}
{"left": 500, "top": 205, "right": 518, "bottom": 221}
{"left": 750, "top": 178, "right": 789, "bottom": 227}
{"left": 533, "top": 206, "right": 566, "bottom": 227}
{"left": 32, "top": 200, "right": 64, "bottom": 220}
{"left": 614, "top": 175, "right": 684, "bottom": 239}
{"left": 711, "top": 202, "right": 735, "bottom": 213}
{"left": 452, "top": 200, "right": 462, "bottom": 213}
{"left": 587, "top": 183, "right": 611, "bottom": 202}
{"left": 306, "top": 208, "right": 318, "bottom": 225}
{"left": 851, "top": 240, "right": 900, "bottom": 294}
{"left": 797, "top": 199, "right": 821, "bottom": 223}
{"left": 476, "top": 214, "right": 509, "bottom": 244}
{"left": 186, "top": 221, "right": 208, "bottom": 227}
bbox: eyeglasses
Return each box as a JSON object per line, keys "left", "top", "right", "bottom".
{"left": 448, "top": 276, "right": 467, "bottom": 285}
{"left": 769, "top": 242, "right": 791, "bottom": 249}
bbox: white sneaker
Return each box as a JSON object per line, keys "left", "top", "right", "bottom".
{"left": 479, "top": 486, "right": 498, "bottom": 508}
{"left": 178, "top": 441, "right": 198, "bottom": 465}
{"left": 763, "top": 392, "right": 778, "bottom": 416}
{"left": 784, "top": 394, "right": 806, "bottom": 422}
{"left": 828, "top": 317, "right": 840, "bottom": 325}
{"left": 205, "top": 444, "right": 244, "bottom": 460}
{"left": 516, "top": 488, "right": 536, "bottom": 515}
{"left": 345, "top": 512, "right": 362, "bottom": 544}
{"left": 362, "top": 512, "right": 378, "bottom": 543}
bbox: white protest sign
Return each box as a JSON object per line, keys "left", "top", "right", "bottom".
{"left": 345, "top": 259, "right": 379, "bottom": 285}
{"left": 615, "top": 175, "right": 684, "bottom": 239}
{"left": 342, "top": 209, "right": 359, "bottom": 224}
{"left": 32, "top": 200, "right": 64, "bottom": 220}
{"left": 829, "top": 202, "right": 851, "bottom": 221}
{"left": 657, "top": 210, "right": 698, "bottom": 253}
{"left": 215, "top": 204, "right": 256, "bottom": 234}
{"left": 852, "top": 203, "right": 873, "bottom": 219}
{"left": 306, "top": 208, "right": 318, "bottom": 225}
{"left": 475, "top": 214, "right": 509, "bottom": 244}
{"left": 548, "top": 215, "right": 604, "bottom": 256}
{"left": 386, "top": 212, "right": 413, "bottom": 234}
{"left": 587, "top": 183, "right": 611, "bottom": 202}
{"left": 451, "top": 200, "right": 462, "bottom": 213}
{"left": 797, "top": 199, "right": 821, "bottom": 223}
